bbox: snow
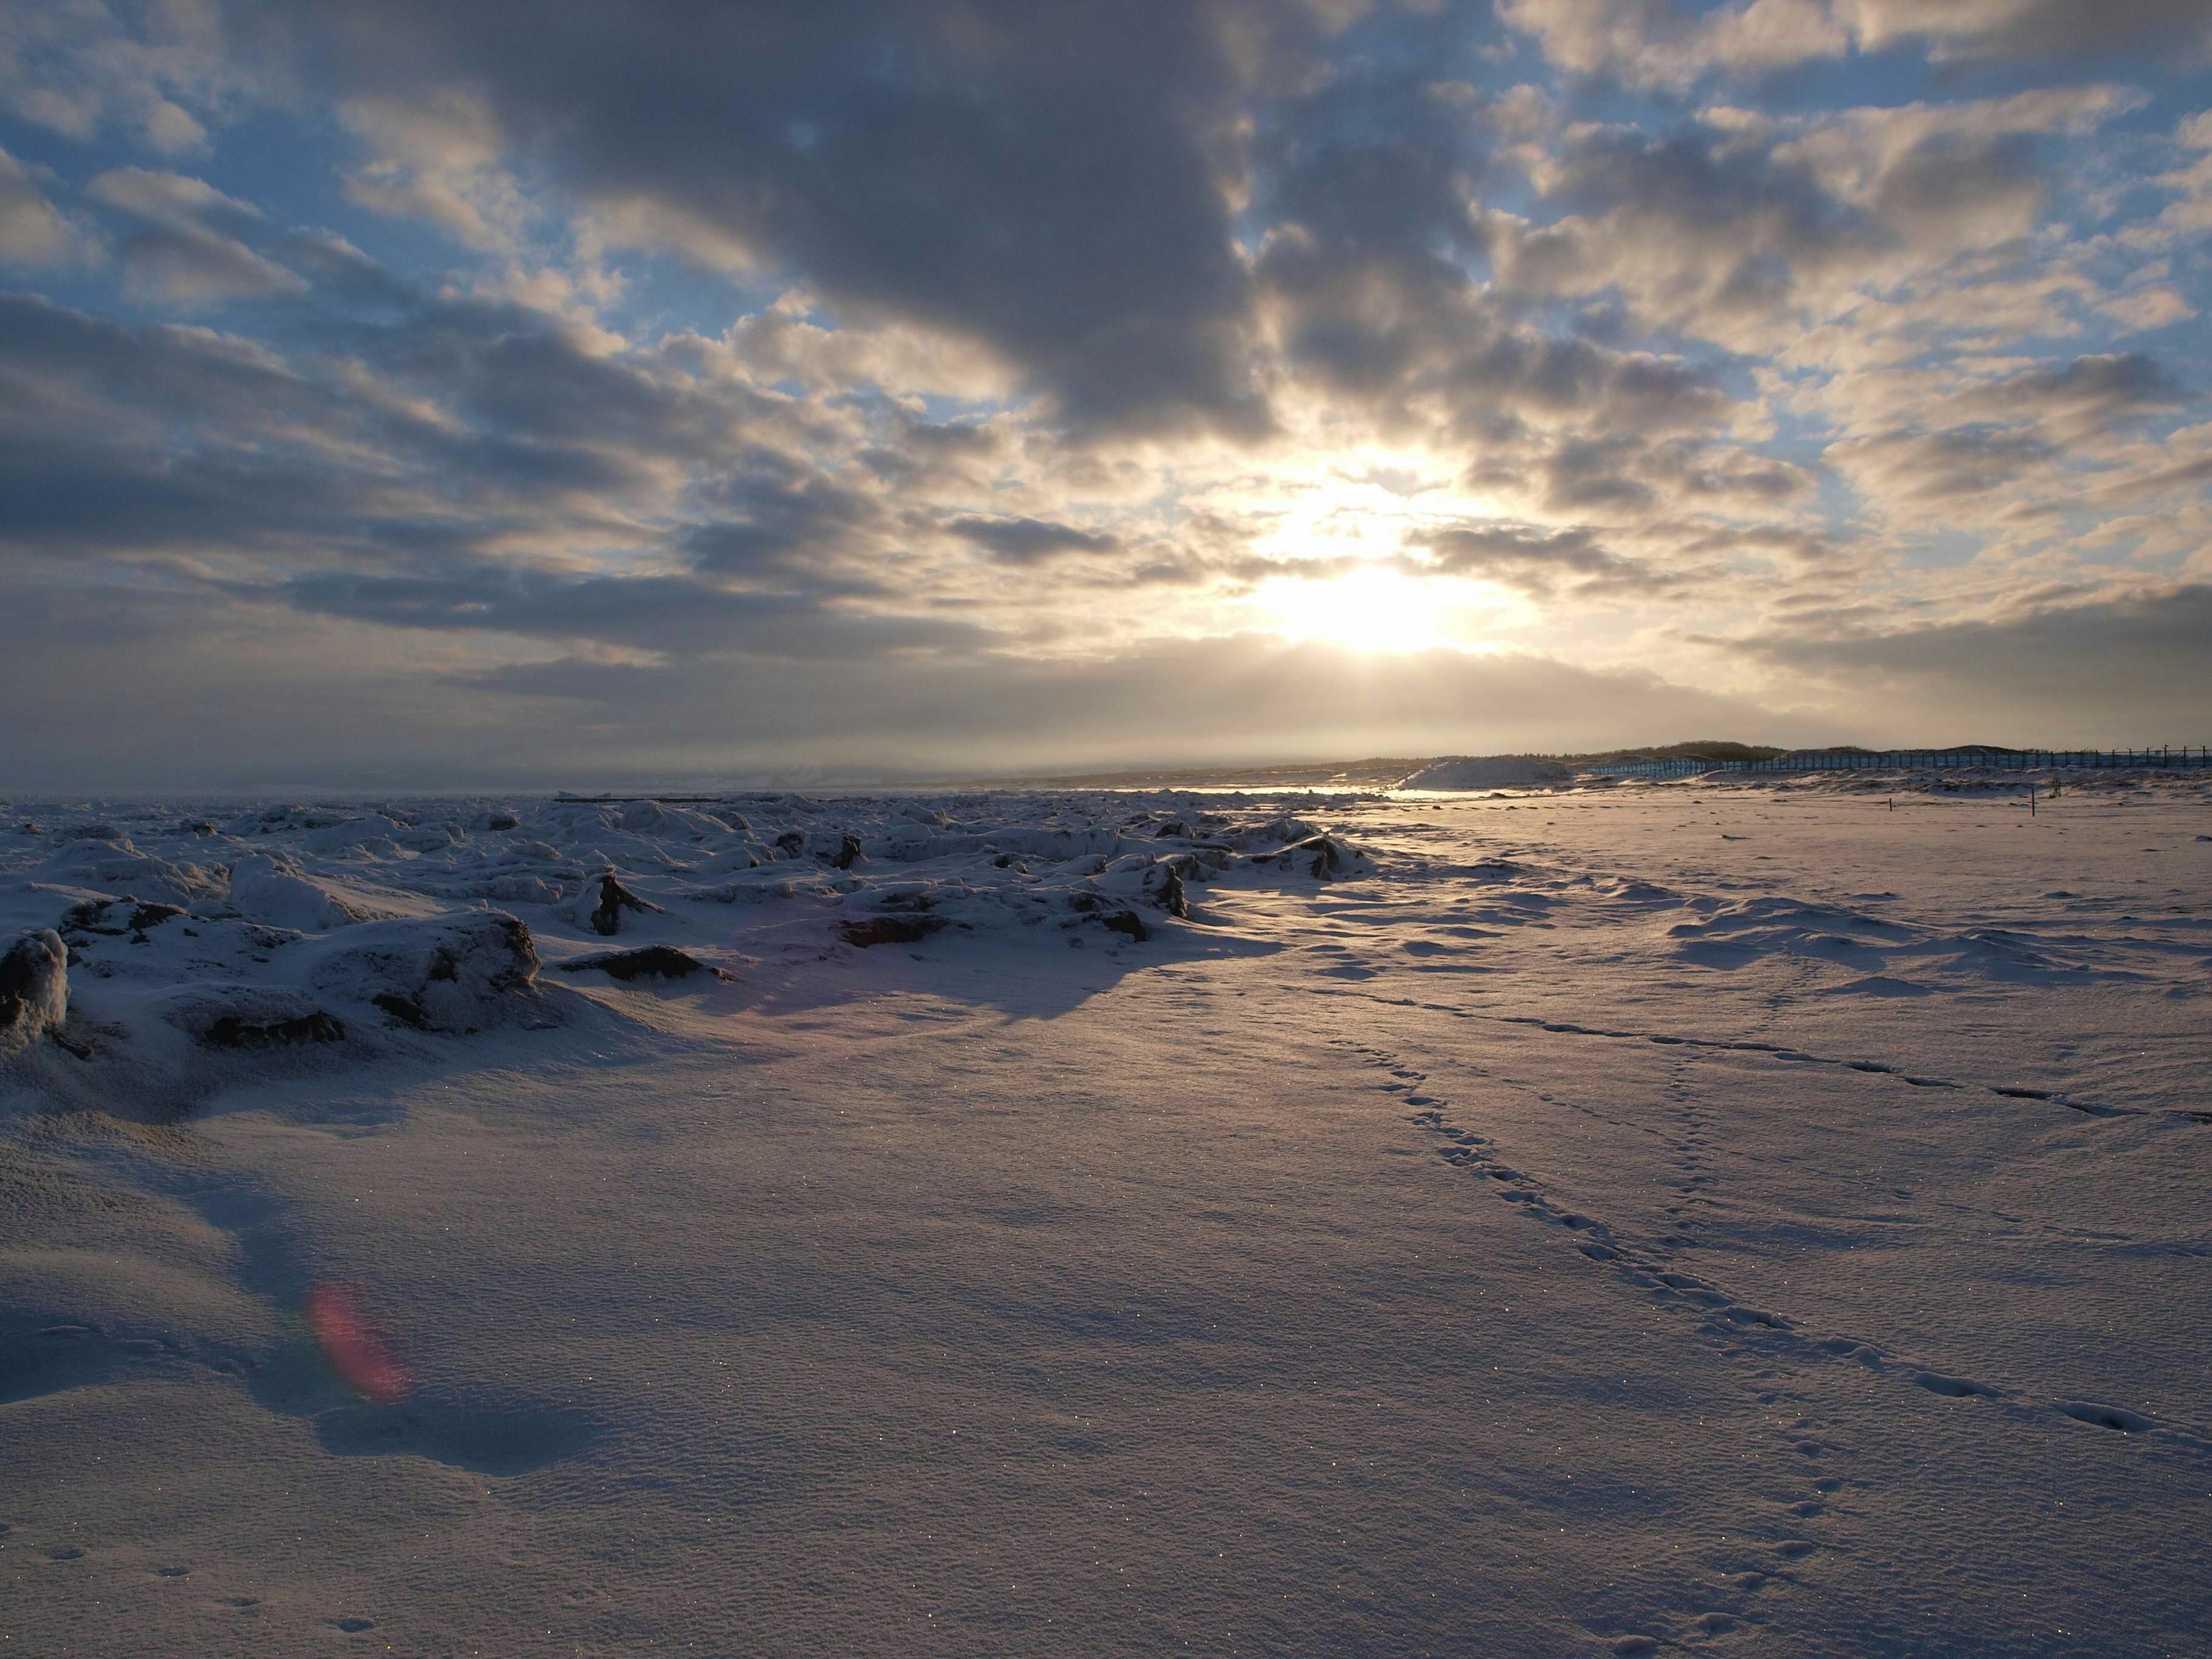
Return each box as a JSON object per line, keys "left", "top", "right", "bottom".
{"left": 2, "top": 774, "right": 2209, "bottom": 1654}
{"left": 1398, "top": 755, "right": 1570, "bottom": 789}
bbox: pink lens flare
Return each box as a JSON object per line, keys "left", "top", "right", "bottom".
{"left": 304, "top": 1283, "right": 410, "bottom": 1403}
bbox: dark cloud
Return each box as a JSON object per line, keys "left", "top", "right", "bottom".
{"left": 1858, "top": 0, "right": 2212, "bottom": 65}
{"left": 1726, "top": 585, "right": 2212, "bottom": 738}
{"left": 1408, "top": 521, "right": 1684, "bottom": 597}
{"left": 0, "top": 558, "right": 1823, "bottom": 789}
{"left": 257, "top": 0, "right": 1317, "bottom": 435}
{"left": 281, "top": 566, "right": 985, "bottom": 659}
{"left": 1959, "top": 353, "right": 2188, "bottom": 435}
{"left": 1827, "top": 423, "right": 2059, "bottom": 502}
{"left": 945, "top": 515, "right": 1119, "bottom": 565}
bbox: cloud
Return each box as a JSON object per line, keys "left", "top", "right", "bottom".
{"left": 0, "top": 0, "right": 254, "bottom": 151}
{"left": 1502, "top": 0, "right": 2212, "bottom": 90}
{"left": 1500, "top": 0, "right": 1849, "bottom": 92}
{"left": 0, "top": 145, "right": 95, "bottom": 267}
{"left": 1848, "top": 0, "right": 2212, "bottom": 66}
{"left": 283, "top": 0, "right": 1301, "bottom": 435}
{"left": 88, "top": 169, "right": 308, "bottom": 306}
{"left": 1407, "top": 520, "right": 1687, "bottom": 596}
{"left": 0, "top": 0, "right": 2204, "bottom": 777}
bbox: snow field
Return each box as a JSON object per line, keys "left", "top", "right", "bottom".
{"left": 1, "top": 776, "right": 2207, "bottom": 1655}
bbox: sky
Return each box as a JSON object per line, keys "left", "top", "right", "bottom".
{"left": 2, "top": 0, "right": 2210, "bottom": 787}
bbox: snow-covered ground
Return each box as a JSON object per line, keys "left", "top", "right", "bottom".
{"left": 2, "top": 775, "right": 2207, "bottom": 1656}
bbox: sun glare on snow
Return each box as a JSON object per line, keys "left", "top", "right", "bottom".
{"left": 1264, "top": 565, "right": 1448, "bottom": 653}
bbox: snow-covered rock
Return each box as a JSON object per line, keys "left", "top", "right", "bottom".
{"left": 298, "top": 911, "right": 542, "bottom": 1034}
{"left": 0, "top": 929, "right": 67, "bottom": 1056}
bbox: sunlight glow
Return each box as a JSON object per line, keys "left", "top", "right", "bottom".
{"left": 1263, "top": 565, "right": 1448, "bottom": 654}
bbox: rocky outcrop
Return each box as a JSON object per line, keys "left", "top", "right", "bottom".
{"left": 839, "top": 914, "right": 948, "bottom": 948}
{"left": 0, "top": 930, "right": 67, "bottom": 1056}
{"left": 582, "top": 873, "right": 664, "bottom": 937}
{"left": 559, "top": 946, "right": 724, "bottom": 982}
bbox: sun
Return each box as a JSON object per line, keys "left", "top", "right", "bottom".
{"left": 1262, "top": 565, "right": 1447, "bottom": 653}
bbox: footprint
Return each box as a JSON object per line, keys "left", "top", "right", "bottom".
{"left": 1914, "top": 1372, "right": 2002, "bottom": 1400}
{"left": 2057, "top": 1401, "right": 2155, "bottom": 1434}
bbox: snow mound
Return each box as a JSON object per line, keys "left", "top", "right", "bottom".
{"left": 226, "top": 853, "right": 398, "bottom": 933}
{"left": 28, "top": 839, "right": 221, "bottom": 906}
{"left": 298, "top": 911, "right": 543, "bottom": 1035}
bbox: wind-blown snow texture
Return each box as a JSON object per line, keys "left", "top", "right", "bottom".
{"left": 2, "top": 775, "right": 2208, "bottom": 1656}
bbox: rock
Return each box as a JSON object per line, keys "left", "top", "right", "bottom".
{"left": 839, "top": 915, "right": 948, "bottom": 948}
{"left": 558, "top": 946, "right": 723, "bottom": 982}
{"left": 583, "top": 873, "right": 664, "bottom": 937}
{"left": 62, "top": 899, "right": 186, "bottom": 938}
{"left": 0, "top": 930, "right": 67, "bottom": 1056}
{"left": 1295, "top": 834, "right": 1347, "bottom": 878}
{"left": 1251, "top": 833, "right": 1365, "bottom": 880}
{"left": 1158, "top": 864, "right": 1190, "bottom": 919}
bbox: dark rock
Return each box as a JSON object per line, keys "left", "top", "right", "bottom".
{"left": 202, "top": 1010, "right": 347, "bottom": 1050}
{"left": 587, "top": 873, "right": 664, "bottom": 937}
{"left": 0, "top": 930, "right": 68, "bottom": 1056}
{"left": 1160, "top": 865, "right": 1189, "bottom": 919}
{"left": 373, "top": 993, "right": 431, "bottom": 1030}
{"left": 70, "top": 898, "right": 190, "bottom": 939}
{"left": 839, "top": 914, "right": 949, "bottom": 948}
{"left": 559, "top": 946, "right": 722, "bottom": 982}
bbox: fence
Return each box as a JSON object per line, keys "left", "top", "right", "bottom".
{"left": 1586, "top": 746, "right": 2212, "bottom": 779}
